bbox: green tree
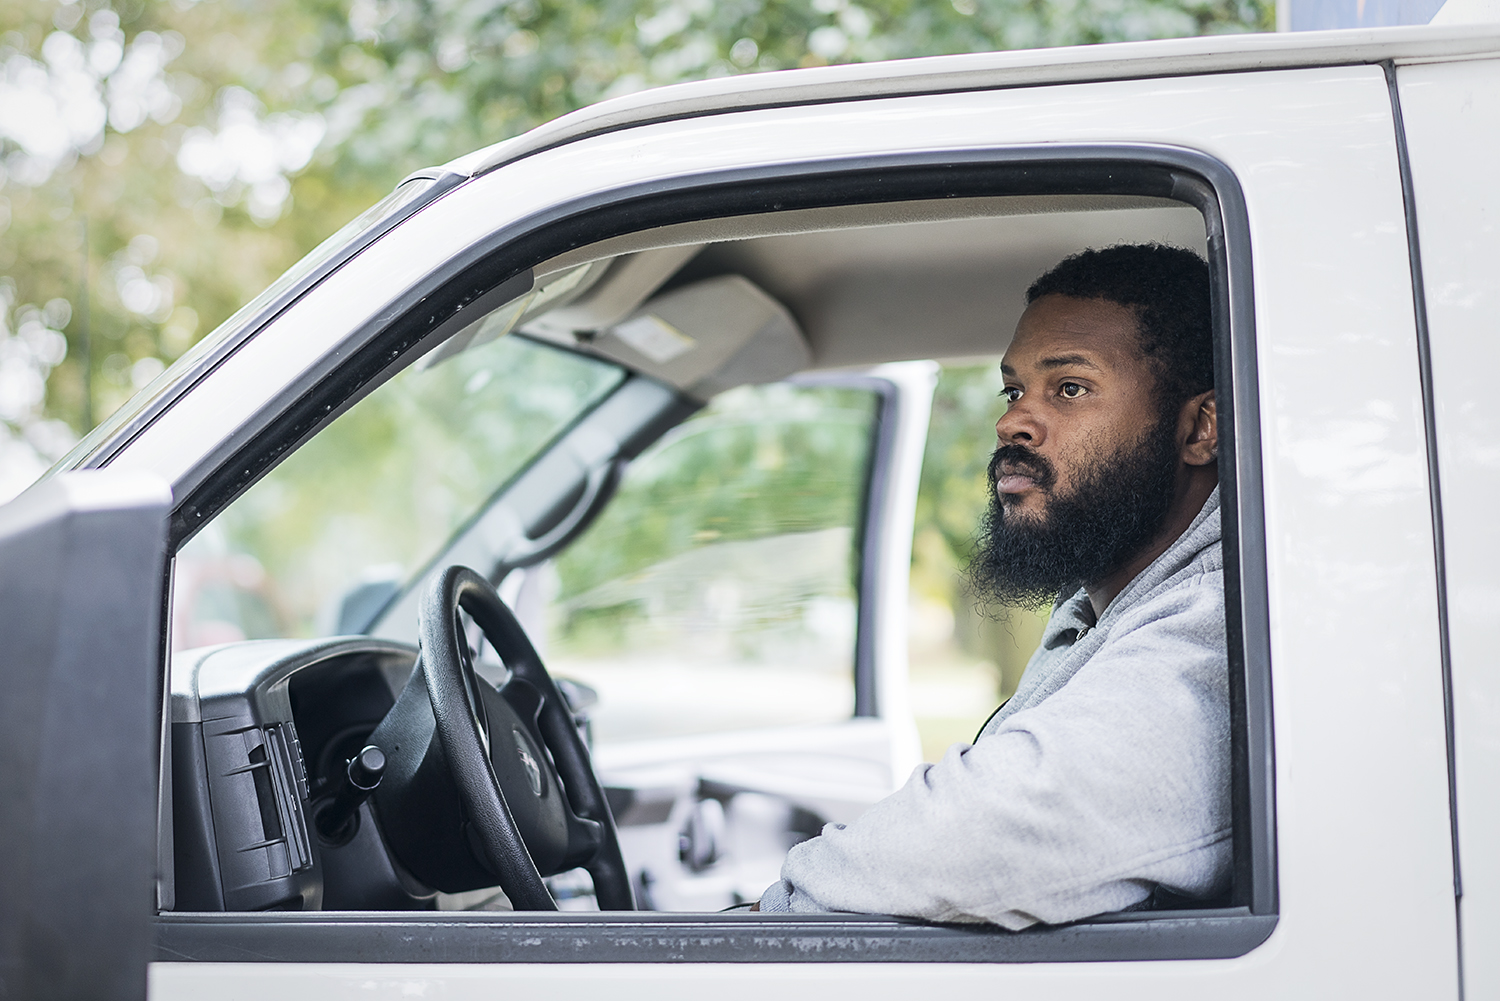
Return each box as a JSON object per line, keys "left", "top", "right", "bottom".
{"left": 1, "top": 0, "right": 1270, "bottom": 498}
{"left": 0, "top": 0, "right": 380, "bottom": 495}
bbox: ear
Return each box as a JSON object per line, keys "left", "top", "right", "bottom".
{"left": 1180, "top": 390, "right": 1218, "bottom": 467}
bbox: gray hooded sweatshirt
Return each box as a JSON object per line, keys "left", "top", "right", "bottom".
{"left": 758, "top": 488, "right": 1230, "bottom": 928}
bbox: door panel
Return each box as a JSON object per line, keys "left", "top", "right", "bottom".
{"left": 1397, "top": 56, "right": 1500, "bottom": 999}
{"left": 139, "top": 64, "right": 1457, "bottom": 996}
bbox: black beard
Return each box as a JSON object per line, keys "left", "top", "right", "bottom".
{"left": 967, "top": 414, "right": 1181, "bottom": 612}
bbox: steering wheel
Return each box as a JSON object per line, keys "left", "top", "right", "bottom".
{"left": 370, "top": 565, "right": 634, "bottom": 910}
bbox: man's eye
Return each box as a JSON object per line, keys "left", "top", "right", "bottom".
{"left": 1059, "top": 383, "right": 1088, "bottom": 399}
{"left": 1000, "top": 387, "right": 1022, "bottom": 404}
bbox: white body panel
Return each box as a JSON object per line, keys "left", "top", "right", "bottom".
{"left": 1397, "top": 55, "right": 1500, "bottom": 997}
{"left": 149, "top": 959, "right": 1439, "bottom": 1001}
{"left": 447, "top": 25, "right": 1500, "bottom": 176}
{"left": 142, "top": 59, "right": 1462, "bottom": 997}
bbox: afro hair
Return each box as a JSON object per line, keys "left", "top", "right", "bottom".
{"left": 1026, "top": 243, "right": 1213, "bottom": 410}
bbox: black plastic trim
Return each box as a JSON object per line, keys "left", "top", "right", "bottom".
{"left": 1171, "top": 165, "right": 1278, "bottom": 917}
{"left": 855, "top": 377, "right": 897, "bottom": 719}
{"left": 154, "top": 142, "right": 1277, "bottom": 959}
{"left": 156, "top": 909, "right": 1277, "bottom": 964}
{"left": 1383, "top": 61, "right": 1460, "bottom": 901}
{"left": 1384, "top": 62, "right": 1464, "bottom": 993}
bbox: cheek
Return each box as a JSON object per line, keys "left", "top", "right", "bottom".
{"left": 1047, "top": 424, "right": 1125, "bottom": 489}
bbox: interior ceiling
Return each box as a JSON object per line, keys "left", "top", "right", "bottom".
{"left": 531, "top": 196, "right": 1207, "bottom": 374}
{"left": 695, "top": 206, "right": 1207, "bottom": 369}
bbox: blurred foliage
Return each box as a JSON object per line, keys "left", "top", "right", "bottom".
{"left": 912, "top": 363, "right": 1050, "bottom": 694}
{"left": 552, "top": 383, "right": 874, "bottom": 655}
{"left": 914, "top": 364, "right": 1004, "bottom": 595}
{"left": 556, "top": 384, "right": 873, "bottom": 596}
{"left": 0, "top": 0, "right": 1270, "bottom": 485}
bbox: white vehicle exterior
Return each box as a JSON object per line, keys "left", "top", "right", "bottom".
{"left": 3, "top": 19, "right": 1498, "bottom": 1001}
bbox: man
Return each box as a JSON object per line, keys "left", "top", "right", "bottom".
{"left": 755, "top": 243, "right": 1228, "bottom": 927}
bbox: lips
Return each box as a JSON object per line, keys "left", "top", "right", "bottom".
{"left": 995, "top": 469, "right": 1040, "bottom": 494}
{"left": 988, "top": 446, "right": 1052, "bottom": 497}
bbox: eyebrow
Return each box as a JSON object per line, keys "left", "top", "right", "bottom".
{"left": 1000, "top": 354, "right": 1103, "bottom": 376}
{"left": 1039, "top": 353, "right": 1102, "bottom": 371}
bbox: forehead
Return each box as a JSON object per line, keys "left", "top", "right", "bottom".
{"left": 1002, "top": 294, "right": 1145, "bottom": 374}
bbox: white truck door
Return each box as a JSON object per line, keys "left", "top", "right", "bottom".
{"left": 145, "top": 56, "right": 1458, "bottom": 1000}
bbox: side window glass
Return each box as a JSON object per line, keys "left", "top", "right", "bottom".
{"left": 540, "top": 381, "right": 880, "bottom": 745}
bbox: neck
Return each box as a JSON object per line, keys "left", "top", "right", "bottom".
{"left": 1084, "top": 466, "right": 1217, "bottom": 619}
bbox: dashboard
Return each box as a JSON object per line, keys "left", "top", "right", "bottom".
{"left": 169, "top": 638, "right": 428, "bottom": 911}
{"left": 167, "top": 634, "right": 869, "bottom": 914}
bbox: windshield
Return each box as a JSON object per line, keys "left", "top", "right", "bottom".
{"left": 48, "top": 176, "right": 444, "bottom": 477}
{"left": 172, "top": 333, "right": 624, "bottom": 649}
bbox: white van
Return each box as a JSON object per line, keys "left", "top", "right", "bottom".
{"left": 3, "top": 18, "right": 1499, "bottom": 1000}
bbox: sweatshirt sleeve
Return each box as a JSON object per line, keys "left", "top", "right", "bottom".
{"left": 757, "top": 572, "right": 1231, "bottom": 928}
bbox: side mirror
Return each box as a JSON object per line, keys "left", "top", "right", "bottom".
{"left": 334, "top": 575, "right": 402, "bottom": 635}
{"left": 0, "top": 471, "right": 170, "bottom": 1001}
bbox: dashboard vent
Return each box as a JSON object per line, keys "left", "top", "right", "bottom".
{"left": 262, "top": 724, "right": 313, "bottom": 873}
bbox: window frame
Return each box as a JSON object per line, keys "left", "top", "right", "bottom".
{"left": 788, "top": 371, "right": 904, "bottom": 720}
{"left": 154, "top": 142, "right": 1277, "bottom": 963}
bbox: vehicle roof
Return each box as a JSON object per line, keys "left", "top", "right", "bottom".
{"left": 444, "top": 24, "right": 1500, "bottom": 179}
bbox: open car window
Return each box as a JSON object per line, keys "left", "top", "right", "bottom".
{"left": 172, "top": 334, "right": 625, "bottom": 648}
{"left": 153, "top": 141, "right": 1274, "bottom": 971}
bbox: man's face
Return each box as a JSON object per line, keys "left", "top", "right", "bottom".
{"left": 969, "top": 294, "right": 1184, "bottom": 610}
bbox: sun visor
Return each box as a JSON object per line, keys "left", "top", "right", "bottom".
{"left": 524, "top": 245, "right": 703, "bottom": 341}
{"left": 589, "top": 275, "right": 812, "bottom": 399}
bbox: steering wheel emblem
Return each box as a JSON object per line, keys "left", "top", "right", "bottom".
{"left": 513, "top": 729, "right": 543, "bottom": 796}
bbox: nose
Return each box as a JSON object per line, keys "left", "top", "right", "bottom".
{"left": 996, "top": 398, "right": 1043, "bottom": 447}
